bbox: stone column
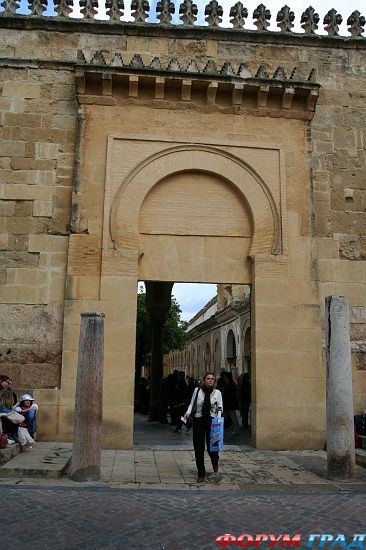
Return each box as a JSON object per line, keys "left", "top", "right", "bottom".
{"left": 325, "top": 296, "right": 355, "bottom": 480}
{"left": 70, "top": 312, "right": 105, "bottom": 481}
{"left": 145, "top": 282, "right": 173, "bottom": 421}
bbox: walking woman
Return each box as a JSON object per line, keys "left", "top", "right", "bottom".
{"left": 184, "top": 372, "right": 223, "bottom": 483}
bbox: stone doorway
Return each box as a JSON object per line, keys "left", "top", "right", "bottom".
{"left": 55, "top": 124, "right": 325, "bottom": 451}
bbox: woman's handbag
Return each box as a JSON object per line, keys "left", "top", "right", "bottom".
{"left": 210, "top": 414, "right": 224, "bottom": 452}
{"left": 186, "top": 388, "right": 199, "bottom": 429}
{"left": 6, "top": 411, "right": 25, "bottom": 424}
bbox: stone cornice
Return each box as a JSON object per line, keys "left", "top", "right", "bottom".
{"left": 0, "top": 14, "right": 366, "bottom": 50}
{"left": 75, "top": 63, "right": 320, "bottom": 120}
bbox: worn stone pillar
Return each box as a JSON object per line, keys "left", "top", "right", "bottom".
{"left": 70, "top": 312, "right": 105, "bottom": 481}
{"left": 325, "top": 296, "right": 355, "bottom": 480}
{"left": 145, "top": 282, "right": 173, "bottom": 421}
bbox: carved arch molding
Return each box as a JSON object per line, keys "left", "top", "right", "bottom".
{"left": 110, "top": 144, "right": 282, "bottom": 284}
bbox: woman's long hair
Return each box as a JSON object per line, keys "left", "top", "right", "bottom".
{"left": 0, "top": 387, "right": 14, "bottom": 409}
{"left": 201, "top": 372, "right": 216, "bottom": 390}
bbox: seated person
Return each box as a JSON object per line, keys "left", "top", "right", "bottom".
{"left": 0, "top": 375, "right": 19, "bottom": 442}
{"left": 14, "top": 394, "right": 38, "bottom": 439}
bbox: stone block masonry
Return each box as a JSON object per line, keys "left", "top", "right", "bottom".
{"left": 0, "top": 5, "right": 365, "bottom": 448}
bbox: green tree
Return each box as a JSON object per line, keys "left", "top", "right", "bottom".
{"left": 135, "top": 287, "right": 187, "bottom": 371}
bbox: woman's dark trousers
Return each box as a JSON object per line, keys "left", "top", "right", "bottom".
{"left": 1, "top": 417, "right": 19, "bottom": 439}
{"left": 193, "top": 417, "right": 219, "bottom": 478}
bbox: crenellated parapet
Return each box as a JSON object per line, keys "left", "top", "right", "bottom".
{"left": 0, "top": 1, "right": 365, "bottom": 38}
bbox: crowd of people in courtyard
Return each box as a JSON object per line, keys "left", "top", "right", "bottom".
{"left": 136, "top": 368, "right": 251, "bottom": 435}
{"left": 0, "top": 374, "right": 38, "bottom": 451}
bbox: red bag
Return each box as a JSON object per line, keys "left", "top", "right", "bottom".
{"left": 0, "top": 432, "right": 8, "bottom": 449}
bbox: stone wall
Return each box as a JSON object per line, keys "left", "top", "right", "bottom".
{"left": 0, "top": 58, "right": 76, "bottom": 387}
{"left": 0, "top": 10, "right": 365, "bottom": 446}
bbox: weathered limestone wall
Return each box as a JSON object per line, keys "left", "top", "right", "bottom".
{"left": 0, "top": 59, "right": 76, "bottom": 388}
{"left": 0, "top": 15, "right": 365, "bottom": 448}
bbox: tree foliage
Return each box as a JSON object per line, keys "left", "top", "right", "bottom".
{"left": 135, "top": 287, "right": 187, "bottom": 369}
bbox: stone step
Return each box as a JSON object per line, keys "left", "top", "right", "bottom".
{"left": 0, "top": 443, "right": 21, "bottom": 466}
{"left": 356, "top": 448, "right": 366, "bottom": 468}
{"left": 0, "top": 442, "right": 72, "bottom": 478}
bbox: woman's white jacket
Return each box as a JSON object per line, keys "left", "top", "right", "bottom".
{"left": 186, "top": 388, "right": 223, "bottom": 418}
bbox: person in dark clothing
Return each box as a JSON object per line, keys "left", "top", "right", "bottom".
{"left": 0, "top": 376, "right": 19, "bottom": 441}
{"left": 216, "top": 370, "right": 226, "bottom": 392}
{"left": 240, "top": 371, "right": 251, "bottom": 429}
{"left": 179, "top": 376, "right": 197, "bottom": 434}
{"left": 159, "top": 376, "right": 169, "bottom": 423}
{"left": 222, "top": 371, "right": 241, "bottom": 435}
{"left": 173, "top": 371, "right": 188, "bottom": 433}
{"left": 167, "top": 370, "right": 179, "bottom": 425}
{"left": 184, "top": 372, "right": 223, "bottom": 483}
{"left": 138, "top": 377, "right": 150, "bottom": 415}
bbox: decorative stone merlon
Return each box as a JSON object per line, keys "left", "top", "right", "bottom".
{"left": 131, "top": 0, "right": 149, "bottom": 23}
{"left": 276, "top": 5, "right": 295, "bottom": 32}
{"left": 0, "top": 2, "right": 365, "bottom": 39}
{"left": 323, "top": 8, "right": 343, "bottom": 37}
{"left": 253, "top": 3, "right": 271, "bottom": 31}
{"left": 0, "top": 0, "right": 19, "bottom": 14}
{"left": 156, "top": 0, "right": 175, "bottom": 24}
{"left": 179, "top": 0, "right": 198, "bottom": 26}
{"left": 205, "top": 0, "right": 223, "bottom": 28}
{"left": 54, "top": 0, "right": 73, "bottom": 18}
{"left": 74, "top": 52, "right": 320, "bottom": 120}
{"left": 80, "top": 0, "right": 98, "bottom": 19}
{"left": 29, "top": 0, "right": 47, "bottom": 16}
{"left": 301, "top": 6, "right": 319, "bottom": 34}
{"left": 347, "top": 10, "right": 365, "bottom": 37}
{"left": 106, "top": 0, "right": 124, "bottom": 21}
{"left": 229, "top": 2, "right": 248, "bottom": 29}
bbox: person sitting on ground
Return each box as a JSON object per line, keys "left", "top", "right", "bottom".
{"left": 14, "top": 394, "right": 38, "bottom": 440}
{"left": 0, "top": 375, "right": 19, "bottom": 443}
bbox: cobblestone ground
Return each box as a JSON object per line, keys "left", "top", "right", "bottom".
{"left": 0, "top": 485, "right": 365, "bottom": 550}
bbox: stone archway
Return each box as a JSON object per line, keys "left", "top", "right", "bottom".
{"left": 110, "top": 145, "right": 281, "bottom": 279}
{"left": 58, "top": 141, "right": 282, "bottom": 449}
{"left": 105, "top": 145, "right": 278, "bottom": 447}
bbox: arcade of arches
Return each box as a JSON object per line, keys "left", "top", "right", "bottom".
{"left": 170, "top": 284, "right": 252, "bottom": 383}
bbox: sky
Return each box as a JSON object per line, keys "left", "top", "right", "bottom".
{"left": 12, "top": 0, "right": 366, "bottom": 34}
{"left": 172, "top": 283, "right": 217, "bottom": 321}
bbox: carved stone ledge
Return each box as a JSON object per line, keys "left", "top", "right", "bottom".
{"left": 74, "top": 61, "right": 320, "bottom": 120}
{"left": 76, "top": 51, "right": 318, "bottom": 83}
